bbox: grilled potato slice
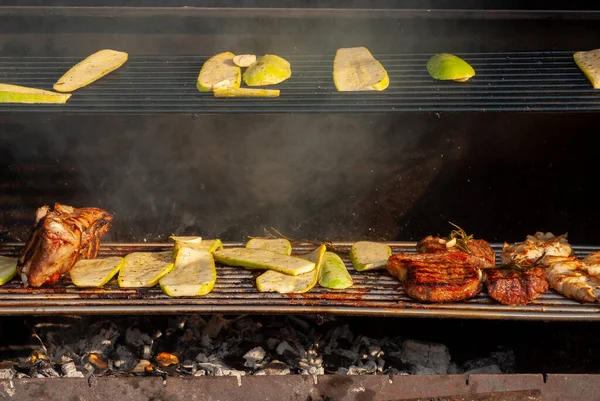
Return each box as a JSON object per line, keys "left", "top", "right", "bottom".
{"left": 256, "top": 245, "right": 326, "bottom": 293}
{"left": 333, "top": 47, "right": 389, "bottom": 91}
{"left": 160, "top": 248, "right": 216, "bottom": 297}
{"left": 197, "top": 52, "right": 241, "bottom": 92}
{"left": 0, "top": 256, "right": 17, "bottom": 285}
{"left": 70, "top": 257, "right": 124, "bottom": 287}
{"left": 349, "top": 241, "right": 392, "bottom": 271}
{"left": 53, "top": 49, "right": 128, "bottom": 92}
{"left": 0, "top": 84, "right": 71, "bottom": 104}
{"left": 319, "top": 252, "right": 353, "bottom": 289}
{"left": 243, "top": 55, "right": 291, "bottom": 86}
{"left": 574, "top": 49, "right": 600, "bottom": 89}
{"left": 213, "top": 248, "right": 314, "bottom": 276}
{"left": 245, "top": 238, "right": 292, "bottom": 255}
{"left": 118, "top": 251, "right": 174, "bottom": 288}
{"left": 426, "top": 53, "right": 475, "bottom": 82}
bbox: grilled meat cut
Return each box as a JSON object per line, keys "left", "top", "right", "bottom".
{"left": 543, "top": 255, "right": 600, "bottom": 303}
{"left": 417, "top": 235, "right": 496, "bottom": 268}
{"left": 387, "top": 252, "right": 483, "bottom": 302}
{"left": 17, "top": 203, "right": 112, "bottom": 287}
{"left": 501, "top": 232, "right": 572, "bottom": 264}
{"left": 485, "top": 267, "right": 548, "bottom": 306}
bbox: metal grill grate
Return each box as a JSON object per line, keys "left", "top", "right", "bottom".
{"left": 0, "top": 242, "right": 599, "bottom": 319}
{"left": 0, "top": 51, "right": 598, "bottom": 114}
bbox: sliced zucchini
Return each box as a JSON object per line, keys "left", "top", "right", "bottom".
{"left": 243, "top": 55, "right": 291, "bottom": 86}
{"left": 245, "top": 238, "right": 292, "bottom": 256}
{"left": 0, "top": 84, "right": 71, "bottom": 104}
{"left": 0, "top": 256, "right": 17, "bottom": 285}
{"left": 159, "top": 248, "right": 216, "bottom": 297}
{"left": 171, "top": 237, "right": 223, "bottom": 257}
{"left": 53, "top": 49, "right": 128, "bottom": 92}
{"left": 349, "top": 241, "right": 392, "bottom": 271}
{"left": 213, "top": 248, "right": 314, "bottom": 276}
{"left": 333, "top": 47, "right": 389, "bottom": 91}
{"left": 256, "top": 244, "right": 326, "bottom": 293}
{"left": 574, "top": 49, "right": 600, "bottom": 89}
{"left": 70, "top": 257, "right": 124, "bottom": 287}
{"left": 213, "top": 88, "right": 280, "bottom": 98}
{"left": 319, "top": 252, "right": 353, "bottom": 289}
{"left": 118, "top": 251, "right": 174, "bottom": 288}
{"left": 233, "top": 54, "right": 257, "bottom": 68}
{"left": 426, "top": 53, "right": 475, "bottom": 82}
{"left": 197, "top": 52, "right": 241, "bottom": 92}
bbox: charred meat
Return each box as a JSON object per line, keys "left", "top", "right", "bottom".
{"left": 17, "top": 204, "right": 112, "bottom": 287}
{"left": 417, "top": 235, "right": 495, "bottom": 268}
{"left": 387, "top": 252, "right": 483, "bottom": 302}
{"left": 485, "top": 267, "right": 548, "bottom": 306}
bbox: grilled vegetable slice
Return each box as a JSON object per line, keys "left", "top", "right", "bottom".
{"left": 160, "top": 248, "right": 216, "bottom": 297}
{"left": 0, "top": 256, "right": 17, "bottom": 285}
{"left": 118, "top": 251, "right": 174, "bottom": 288}
{"left": 256, "top": 245, "right": 326, "bottom": 293}
{"left": 319, "top": 252, "right": 353, "bottom": 289}
{"left": 233, "top": 54, "right": 257, "bottom": 67}
{"left": 70, "top": 257, "right": 124, "bottom": 287}
{"left": 243, "top": 55, "right": 291, "bottom": 86}
{"left": 0, "top": 84, "right": 71, "bottom": 104}
{"left": 53, "top": 49, "right": 128, "bottom": 92}
{"left": 350, "top": 241, "right": 392, "bottom": 271}
{"left": 197, "top": 52, "right": 241, "bottom": 92}
{"left": 333, "top": 47, "right": 389, "bottom": 91}
{"left": 426, "top": 53, "right": 475, "bottom": 82}
{"left": 574, "top": 49, "right": 600, "bottom": 89}
{"left": 245, "top": 238, "right": 292, "bottom": 256}
{"left": 213, "top": 248, "right": 314, "bottom": 275}
{"left": 213, "top": 88, "right": 280, "bottom": 98}
{"left": 171, "top": 237, "right": 223, "bottom": 257}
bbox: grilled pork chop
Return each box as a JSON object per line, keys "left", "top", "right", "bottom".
{"left": 485, "top": 267, "right": 548, "bottom": 306}
{"left": 417, "top": 235, "right": 496, "bottom": 268}
{"left": 17, "top": 203, "right": 112, "bottom": 287}
{"left": 387, "top": 252, "right": 483, "bottom": 302}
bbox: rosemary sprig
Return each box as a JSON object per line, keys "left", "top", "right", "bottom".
{"left": 447, "top": 222, "right": 473, "bottom": 254}
{"left": 248, "top": 227, "right": 344, "bottom": 253}
{"left": 492, "top": 253, "right": 546, "bottom": 272}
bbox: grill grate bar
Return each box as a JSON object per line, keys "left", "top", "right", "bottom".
{"left": 0, "top": 51, "right": 597, "bottom": 114}
{"left": 0, "top": 242, "right": 599, "bottom": 319}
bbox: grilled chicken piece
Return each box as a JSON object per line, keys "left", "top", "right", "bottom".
{"left": 484, "top": 267, "right": 548, "bottom": 306}
{"left": 387, "top": 252, "right": 483, "bottom": 302}
{"left": 17, "top": 204, "right": 112, "bottom": 287}
{"left": 417, "top": 235, "right": 496, "bottom": 268}
{"left": 543, "top": 255, "right": 600, "bottom": 303}
{"left": 501, "top": 232, "right": 572, "bottom": 264}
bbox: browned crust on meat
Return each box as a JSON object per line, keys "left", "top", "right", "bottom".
{"left": 416, "top": 235, "right": 496, "bottom": 268}
{"left": 485, "top": 268, "right": 548, "bottom": 306}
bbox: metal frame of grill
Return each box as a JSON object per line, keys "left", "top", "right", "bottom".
{"left": 0, "top": 51, "right": 598, "bottom": 114}
{"left": 0, "top": 242, "right": 598, "bottom": 319}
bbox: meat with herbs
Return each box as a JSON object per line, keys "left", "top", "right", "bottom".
{"left": 501, "top": 232, "right": 572, "bottom": 264}
{"left": 17, "top": 203, "right": 112, "bottom": 287}
{"left": 387, "top": 252, "right": 483, "bottom": 302}
{"left": 484, "top": 267, "right": 548, "bottom": 306}
{"left": 417, "top": 235, "right": 496, "bottom": 268}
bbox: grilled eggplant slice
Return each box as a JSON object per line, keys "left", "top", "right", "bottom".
{"left": 245, "top": 238, "right": 292, "bottom": 255}
{"left": 256, "top": 245, "right": 326, "bottom": 293}
{"left": 53, "top": 49, "right": 128, "bottom": 92}
{"left": 350, "top": 241, "right": 392, "bottom": 271}
{"left": 70, "top": 257, "right": 124, "bottom": 287}
{"left": 160, "top": 248, "right": 216, "bottom": 297}
{"left": 0, "top": 84, "right": 71, "bottom": 104}
{"left": 118, "top": 252, "right": 174, "bottom": 288}
{"left": 213, "top": 248, "right": 314, "bottom": 276}
{"left": 0, "top": 256, "right": 17, "bottom": 285}
{"left": 333, "top": 47, "right": 389, "bottom": 91}
{"left": 319, "top": 252, "right": 353, "bottom": 289}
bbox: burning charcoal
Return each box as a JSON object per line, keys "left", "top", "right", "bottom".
{"left": 31, "top": 360, "right": 60, "bottom": 378}
{"left": 60, "top": 361, "right": 84, "bottom": 378}
{"left": 125, "top": 326, "right": 154, "bottom": 359}
{"left": 87, "top": 353, "right": 109, "bottom": 370}
{"left": 465, "top": 364, "right": 502, "bottom": 375}
{"left": 113, "top": 345, "right": 137, "bottom": 371}
{"left": 255, "top": 360, "right": 290, "bottom": 376}
{"left": 323, "top": 324, "right": 354, "bottom": 355}
{"left": 276, "top": 340, "right": 298, "bottom": 358}
{"left": 333, "top": 349, "right": 360, "bottom": 363}
{"left": 156, "top": 352, "right": 180, "bottom": 367}
{"left": 297, "top": 348, "right": 324, "bottom": 375}
{"left": 400, "top": 340, "right": 451, "bottom": 375}
{"left": 203, "top": 315, "right": 229, "bottom": 339}
{"left": 243, "top": 346, "right": 266, "bottom": 368}
{"left": 78, "top": 321, "right": 119, "bottom": 357}
{"left": 131, "top": 360, "right": 151, "bottom": 374}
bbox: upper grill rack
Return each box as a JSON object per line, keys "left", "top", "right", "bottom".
{"left": 0, "top": 51, "right": 598, "bottom": 114}
{"left": 0, "top": 241, "right": 599, "bottom": 319}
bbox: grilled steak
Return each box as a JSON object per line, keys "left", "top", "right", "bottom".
{"left": 17, "top": 203, "right": 112, "bottom": 287}
{"left": 485, "top": 268, "right": 548, "bottom": 306}
{"left": 387, "top": 252, "right": 483, "bottom": 302}
{"left": 417, "top": 235, "right": 496, "bottom": 268}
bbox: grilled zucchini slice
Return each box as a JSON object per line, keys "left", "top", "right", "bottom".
{"left": 0, "top": 256, "right": 17, "bottom": 285}
{"left": 0, "top": 84, "right": 71, "bottom": 104}
{"left": 197, "top": 52, "right": 241, "bottom": 92}
{"left": 160, "top": 248, "right": 216, "bottom": 297}
{"left": 53, "top": 49, "right": 128, "bottom": 92}
{"left": 245, "top": 238, "right": 292, "bottom": 255}
{"left": 333, "top": 47, "right": 389, "bottom": 91}
{"left": 349, "top": 241, "right": 392, "bottom": 271}
{"left": 213, "top": 248, "right": 314, "bottom": 276}
{"left": 70, "top": 257, "right": 124, "bottom": 287}
{"left": 118, "top": 251, "right": 174, "bottom": 288}
{"left": 319, "top": 252, "right": 353, "bottom": 289}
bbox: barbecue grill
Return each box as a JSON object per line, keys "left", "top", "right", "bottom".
{"left": 1, "top": 1, "right": 600, "bottom": 400}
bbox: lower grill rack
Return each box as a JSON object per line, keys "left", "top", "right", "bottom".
{"left": 0, "top": 242, "right": 599, "bottom": 319}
